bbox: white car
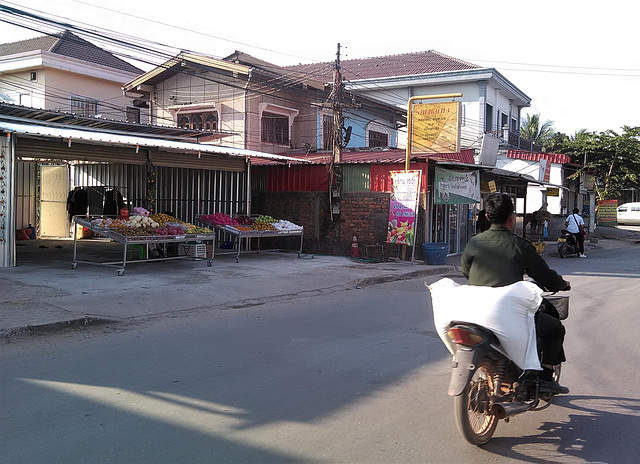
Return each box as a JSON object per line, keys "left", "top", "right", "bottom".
{"left": 617, "top": 202, "right": 640, "bottom": 225}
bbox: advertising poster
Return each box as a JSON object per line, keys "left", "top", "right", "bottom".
{"left": 411, "top": 101, "right": 461, "bottom": 154}
{"left": 387, "top": 171, "right": 421, "bottom": 246}
{"left": 597, "top": 199, "right": 618, "bottom": 226}
{"left": 434, "top": 167, "right": 480, "bottom": 205}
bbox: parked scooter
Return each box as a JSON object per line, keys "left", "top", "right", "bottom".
{"left": 440, "top": 287, "right": 570, "bottom": 445}
{"left": 557, "top": 229, "right": 577, "bottom": 258}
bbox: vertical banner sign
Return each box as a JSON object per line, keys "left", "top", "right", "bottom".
{"left": 597, "top": 199, "right": 618, "bottom": 226}
{"left": 539, "top": 158, "right": 551, "bottom": 183}
{"left": 411, "top": 101, "right": 461, "bottom": 154}
{"left": 434, "top": 167, "right": 480, "bottom": 205}
{"left": 387, "top": 171, "right": 421, "bottom": 245}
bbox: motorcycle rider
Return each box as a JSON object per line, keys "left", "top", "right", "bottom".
{"left": 565, "top": 207, "right": 586, "bottom": 257}
{"left": 461, "top": 192, "right": 570, "bottom": 394}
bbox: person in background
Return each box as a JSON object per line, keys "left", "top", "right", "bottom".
{"left": 461, "top": 192, "right": 571, "bottom": 394}
{"left": 543, "top": 219, "right": 549, "bottom": 240}
{"left": 565, "top": 208, "right": 586, "bottom": 258}
{"left": 476, "top": 208, "right": 490, "bottom": 233}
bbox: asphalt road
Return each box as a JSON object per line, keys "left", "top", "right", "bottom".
{"left": 2, "top": 242, "right": 640, "bottom": 463}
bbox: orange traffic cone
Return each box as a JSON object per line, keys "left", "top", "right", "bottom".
{"left": 350, "top": 235, "right": 359, "bottom": 258}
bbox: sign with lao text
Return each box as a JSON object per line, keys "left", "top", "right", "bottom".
{"left": 387, "top": 171, "right": 421, "bottom": 245}
{"left": 597, "top": 199, "right": 618, "bottom": 226}
{"left": 434, "top": 167, "right": 480, "bottom": 205}
{"left": 411, "top": 101, "right": 460, "bottom": 154}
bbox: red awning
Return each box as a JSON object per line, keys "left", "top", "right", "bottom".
{"left": 506, "top": 150, "right": 570, "bottom": 164}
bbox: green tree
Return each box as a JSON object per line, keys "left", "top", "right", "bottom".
{"left": 546, "top": 131, "right": 569, "bottom": 152}
{"left": 558, "top": 126, "right": 640, "bottom": 200}
{"left": 520, "top": 113, "right": 556, "bottom": 150}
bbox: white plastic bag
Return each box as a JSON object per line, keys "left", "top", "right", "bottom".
{"left": 429, "top": 278, "right": 543, "bottom": 370}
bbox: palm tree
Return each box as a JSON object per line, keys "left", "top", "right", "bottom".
{"left": 520, "top": 114, "right": 556, "bottom": 149}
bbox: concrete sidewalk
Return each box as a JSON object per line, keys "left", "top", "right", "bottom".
{"left": 1, "top": 238, "right": 460, "bottom": 338}
{"left": 2, "top": 226, "right": 637, "bottom": 339}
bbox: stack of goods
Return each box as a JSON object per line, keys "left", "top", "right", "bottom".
{"left": 273, "top": 219, "right": 302, "bottom": 231}
{"left": 251, "top": 215, "right": 277, "bottom": 231}
{"left": 198, "top": 213, "right": 238, "bottom": 226}
{"left": 89, "top": 211, "right": 211, "bottom": 237}
{"left": 199, "top": 213, "right": 301, "bottom": 232}
{"left": 149, "top": 213, "right": 211, "bottom": 235}
{"left": 228, "top": 215, "right": 255, "bottom": 231}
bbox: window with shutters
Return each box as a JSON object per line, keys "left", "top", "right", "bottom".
{"left": 175, "top": 112, "right": 218, "bottom": 131}
{"left": 323, "top": 114, "right": 334, "bottom": 150}
{"left": 261, "top": 112, "right": 289, "bottom": 145}
{"left": 178, "top": 115, "right": 190, "bottom": 129}
{"left": 192, "top": 115, "right": 204, "bottom": 130}
{"left": 258, "top": 103, "right": 298, "bottom": 147}
{"left": 205, "top": 113, "right": 218, "bottom": 131}
{"left": 126, "top": 106, "right": 140, "bottom": 124}
{"left": 70, "top": 96, "right": 98, "bottom": 117}
{"left": 366, "top": 120, "right": 392, "bottom": 148}
{"left": 369, "top": 130, "right": 388, "bottom": 147}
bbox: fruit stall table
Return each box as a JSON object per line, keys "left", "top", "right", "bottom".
{"left": 72, "top": 216, "right": 215, "bottom": 275}
{"left": 196, "top": 215, "right": 304, "bottom": 263}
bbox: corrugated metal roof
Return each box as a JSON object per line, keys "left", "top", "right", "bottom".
{"left": 0, "top": 119, "right": 304, "bottom": 163}
{"left": 507, "top": 150, "right": 571, "bottom": 164}
{"left": 285, "top": 50, "right": 481, "bottom": 82}
{"left": 0, "top": 30, "right": 142, "bottom": 74}
{"left": 251, "top": 148, "right": 476, "bottom": 165}
{"left": 0, "top": 102, "right": 234, "bottom": 140}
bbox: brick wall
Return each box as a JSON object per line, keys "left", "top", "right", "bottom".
{"left": 253, "top": 191, "right": 427, "bottom": 259}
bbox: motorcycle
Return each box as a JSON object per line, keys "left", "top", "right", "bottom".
{"left": 441, "top": 288, "right": 569, "bottom": 445}
{"left": 557, "top": 229, "right": 577, "bottom": 258}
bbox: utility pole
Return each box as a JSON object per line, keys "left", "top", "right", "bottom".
{"left": 323, "top": 43, "right": 359, "bottom": 222}
{"left": 332, "top": 43, "right": 344, "bottom": 165}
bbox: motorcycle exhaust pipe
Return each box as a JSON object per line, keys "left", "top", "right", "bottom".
{"left": 490, "top": 402, "right": 531, "bottom": 419}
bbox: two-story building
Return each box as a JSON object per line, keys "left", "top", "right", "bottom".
{"left": 0, "top": 30, "right": 146, "bottom": 123}
{"left": 122, "top": 50, "right": 404, "bottom": 154}
{"left": 286, "top": 50, "right": 536, "bottom": 153}
{"left": 286, "top": 51, "right": 585, "bottom": 249}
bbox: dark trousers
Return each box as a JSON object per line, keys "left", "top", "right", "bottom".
{"left": 535, "top": 301, "right": 566, "bottom": 366}
{"left": 571, "top": 232, "right": 585, "bottom": 255}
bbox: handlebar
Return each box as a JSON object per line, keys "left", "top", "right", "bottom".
{"left": 530, "top": 280, "right": 571, "bottom": 293}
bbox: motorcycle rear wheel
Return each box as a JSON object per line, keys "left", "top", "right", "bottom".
{"left": 558, "top": 243, "right": 567, "bottom": 258}
{"left": 454, "top": 358, "right": 498, "bottom": 445}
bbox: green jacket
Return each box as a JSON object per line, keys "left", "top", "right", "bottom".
{"left": 461, "top": 224, "right": 567, "bottom": 290}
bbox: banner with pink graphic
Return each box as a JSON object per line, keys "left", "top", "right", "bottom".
{"left": 387, "top": 170, "right": 421, "bottom": 246}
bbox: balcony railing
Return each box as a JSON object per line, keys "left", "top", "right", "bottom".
{"left": 489, "top": 129, "right": 543, "bottom": 153}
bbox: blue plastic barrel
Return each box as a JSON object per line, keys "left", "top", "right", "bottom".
{"left": 422, "top": 242, "right": 449, "bottom": 265}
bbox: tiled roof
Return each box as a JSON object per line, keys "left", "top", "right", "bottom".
{"left": 284, "top": 50, "right": 481, "bottom": 82}
{"left": 0, "top": 30, "right": 143, "bottom": 74}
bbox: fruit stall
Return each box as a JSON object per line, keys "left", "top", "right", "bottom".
{"left": 196, "top": 213, "right": 303, "bottom": 263}
{"left": 72, "top": 210, "right": 215, "bottom": 275}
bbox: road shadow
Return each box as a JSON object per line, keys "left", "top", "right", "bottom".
{"left": 480, "top": 394, "right": 640, "bottom": 462}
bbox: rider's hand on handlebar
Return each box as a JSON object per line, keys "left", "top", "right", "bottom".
{"left": 564, "top": 281, "right": 571, "bottom": 291}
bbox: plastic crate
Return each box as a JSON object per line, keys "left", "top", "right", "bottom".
{"left": 532, "top": 241, "right": 545, "bottom": 255}
{"left": 178, "top": 243, "right": 207, "bottom": 258}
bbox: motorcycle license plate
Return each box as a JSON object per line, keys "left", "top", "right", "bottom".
{"left": 557, "top": 238, "right": 566, "bottom": 242}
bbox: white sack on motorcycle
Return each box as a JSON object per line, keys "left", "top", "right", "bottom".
{"left": 429, "top": 278, "right": 543, "bottom": 371}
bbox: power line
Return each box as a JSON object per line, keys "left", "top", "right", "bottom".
{"left": 0, "top": 2, "right": 506, "bottom": 150}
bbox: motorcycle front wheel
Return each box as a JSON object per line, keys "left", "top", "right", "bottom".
{"left": 454, "top": 358, "right": 498, "bottom": 445}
